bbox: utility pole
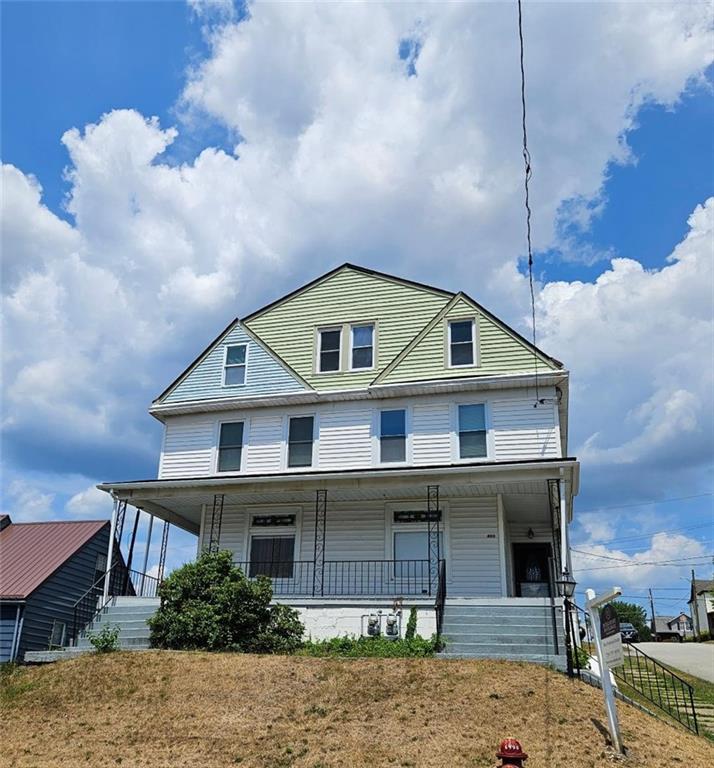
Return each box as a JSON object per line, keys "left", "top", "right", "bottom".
{"left": 691, "top": 568, "right": 699, "bottom": 638}
{"left": 648, "top": 588, "right": 656, "bottom": 640}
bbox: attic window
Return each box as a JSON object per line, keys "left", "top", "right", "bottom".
{"left": 448, "top": 320, "right": 476, "bottom": 367}
{"left": 224, "top": 344, "right": 247, "bottom": 386}
{"left": 350, "top": 324, "right": 374, "bottom": 369}
{"left": 318, "top": 328, "right": 341, "bottom": 373}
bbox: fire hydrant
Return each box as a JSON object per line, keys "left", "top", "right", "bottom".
{"left": 496, "top": 737, "right": 528, "bottom": 767}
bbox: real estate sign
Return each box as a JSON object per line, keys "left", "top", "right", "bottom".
{"left": 600, "top": 603, "right": 624, "bottom": 669}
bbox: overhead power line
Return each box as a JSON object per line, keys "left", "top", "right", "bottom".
{"left": 577, "top": 492, "right": 713, "bottom": 515}
{"left": 575, "top": 554, "right": 713, "bottom": 573}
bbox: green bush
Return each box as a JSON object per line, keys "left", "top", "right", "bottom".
{"left": 88, "top": 625, "right": 120, "bottom": 653}
{"left": 299, "top": 634, "right": 438, "bottom": 658}
{"left": 404, "top": 607, "right": 418, "bottom": 640}
{"left": 148, "top": 550, "right": 304, "bottom": 653}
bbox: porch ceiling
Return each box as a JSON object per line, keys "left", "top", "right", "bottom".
{"left": 98, "top": 460, "right": 577, "bottom": 534}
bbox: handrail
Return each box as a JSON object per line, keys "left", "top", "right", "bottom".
{"left": 435, "top": 559, "right": 447, "bottom": 641}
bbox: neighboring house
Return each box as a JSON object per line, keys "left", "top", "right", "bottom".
{"left": 97, "top": 264, "right": 580, "bottom": 663}
{"left": 0, "top": 516, "right": 114, "bottom": 662}
{"left": 689, "top": 579, "right": 714, "bottom": 638}
{"left": 652, "top": 614, "right": 693, "bottom": 642}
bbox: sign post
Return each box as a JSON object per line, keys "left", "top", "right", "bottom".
{"left": 585, "top": 587, "right": 624, "bottom": 755}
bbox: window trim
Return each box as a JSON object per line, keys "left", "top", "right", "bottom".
{"left": 377, "top": 406, "right": 410, "bottom": 466}
{"left": 215, "top": 418, "right": 247, "bottom": 474}
{"left": 446, "top": 317, "right": 478, "bottom": 369}
{"left": 285, "top": 413, "right": 318, "bottom": 470}
{"left": 348, "top": 322, "right": 376, "bottom": 371}
{"left": 450, "top": 400, "right": 492, "bottom": 463}
{"left": 385, "top": 501, "right": 450, "bottom": 583}
{"left": 243, "top": 505, "right": 302, "bottom": 578}
{"left": 223, "top": 343, "right": 249, "bottom": 387}
{"left": 316, "top": 326, "right": 343, "bottom": 374}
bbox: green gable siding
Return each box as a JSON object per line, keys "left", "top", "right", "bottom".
{"left": 378, "top": 296, "right": 557, "bottom": 385}
{"left": 245, "top": 267, "right": 450, "bottom": 390}
{"left": 160, "top": 323, "right": 309, "bottom": 404}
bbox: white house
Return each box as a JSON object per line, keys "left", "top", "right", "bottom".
{"left": 96, "top": 264, "right": 580, "bottom": 666}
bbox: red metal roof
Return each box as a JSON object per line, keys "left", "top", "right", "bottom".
{"left": 0, "top": 520, "right": 108, "bottom": 599}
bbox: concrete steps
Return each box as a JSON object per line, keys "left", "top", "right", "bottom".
{"left": 438, "top": 601, "right": 565, "bottom": 670}
{"left": 75, "top": 596, "right": 159, "bottom": 650}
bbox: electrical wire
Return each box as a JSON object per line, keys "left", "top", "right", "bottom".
{"left": 575, "top": 554, "right": 713, "bottom": 573}
{"left": 577, "top": 492, "right": 714, "bottom": 515}
{"left": 516, "top": 0, "right": 541, "bottom": 406}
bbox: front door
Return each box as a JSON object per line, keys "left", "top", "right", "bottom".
{"left": 513, "top": 543, "right": 552, "bottom": 597}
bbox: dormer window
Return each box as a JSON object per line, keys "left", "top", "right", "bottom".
{"left": 350, "top": 324, "right": 374, "bottom": 370}
{"left": 448, "top": 319, "right": 476, "bottom": 367}
{"left": 318, "top": 328, "right": 341, "bottom": 373}
{"left": 224, "top": 344, "right": 248, "bottom": 386}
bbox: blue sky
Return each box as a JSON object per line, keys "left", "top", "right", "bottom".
{"left": 2, "top": 1, "right": 712, "bottom": 617}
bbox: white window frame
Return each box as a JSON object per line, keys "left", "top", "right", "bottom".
{"left": 284, "top": 413, "right": 318, "bottom": 470}
{"left": 376, "top": 406, "right": 411, "bottom": 466}
{"left": 447, "top": 318, "right": 478, "bottom": 368}
{"left": 223, "top": 343, "right": 249, "bottom": 387}
{"left": 449, "top": 399, "right": 492, "bottom": 462}
{"left": 385, "top": 501, "right": 451, "bottom": 583}
{"left": 316, "top": 326, "right": 343, "bottom": 374}
{"left": 215, "top": 418, "right": 248, "bottom": 474}
{"left": 348, "top": 322, "right": 375, "bottom": 371}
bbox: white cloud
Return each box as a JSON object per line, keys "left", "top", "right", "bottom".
{"left": 3, "top": 480, "right": 55, "bottom": 522}
{"left": 1, "top": 1, "right": 712, "bottom": 518}
{"left": 65, "top": 485, "right": 112, "bottom": 518}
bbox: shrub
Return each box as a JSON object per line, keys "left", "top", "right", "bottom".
{"left": 148, "top": 550, "right": 304, "bottom": 653}
{"left": 88, "top": 625, "right": 120, "bottom": 653}
{"left": 299, "top": 635, "right": 438, "bottom": 658}
{"left": 404, "top": 607, "right": 418, "bottom": 640}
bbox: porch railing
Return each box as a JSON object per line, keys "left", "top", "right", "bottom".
{"left": 235, "top": 559, "right": 435, "bottom": 597}
{"left": 71, "top": 565, "right": 160, "bottom": 645}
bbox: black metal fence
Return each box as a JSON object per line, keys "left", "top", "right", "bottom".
{"left": 234, "top": 559, "right": 435, "bottom": 597}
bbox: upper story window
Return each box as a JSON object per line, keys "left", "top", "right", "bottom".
{"left": 224, "top": 344, "right": 248, "bottom": 386}
{"left": 448, "top": 320, "right": 476, "bottom": 367}
{"left": 458, "top": 404, "right": 487, "bottom": 459}
{"left": 318, "top": 329, "right": 341, "bottom": 373}
{"left": 380, "top": 409, "right": 406, "bottom": 463}
{"left": 218, "top": 421, "right": 244, "bottom": 471}
{"left": 350, "top": 324, "right": 374, "bottom": 370}
{"left": 288, "top": 416, "right": 314, "bottom": 467}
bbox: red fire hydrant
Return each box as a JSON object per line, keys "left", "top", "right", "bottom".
{"left": 496, "top": 737, "right": 528, "bottom": 767}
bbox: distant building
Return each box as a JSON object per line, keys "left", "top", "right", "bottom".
{"left": 688, "top": 579, "right": 714, "bottom": 638}
{"left": 0, "top": 516, "right": 118, "bottom": 662}
{"left": 651, "top": 613, "right": 693, "bottom": 642}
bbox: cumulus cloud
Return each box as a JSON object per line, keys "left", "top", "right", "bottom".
{"left": 65, "top": 485, "right": 113, "bottom": 518}
{"left": 2, "top": 480, "right": 55, "bottom": 522}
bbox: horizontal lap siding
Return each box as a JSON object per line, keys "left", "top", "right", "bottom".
{"left": 202, "top": 508, "right": 248, "bottom": 559}
{"left": 245, "top": 415, "right": 283, "bottom": 473}
{"left": 449, "top": 499, "right": 502, "bottom": 597}
{"left": 18, "top": 527, "right": 110, "bottom": 658}
{"left": 246, "top": 269, "right": 449, "bottom": 390}
{"left": 319, "top": 408, "right": 372, "bottom": 469}
{"left": 492, "top": 398, "right": 559, "bottom": 460}
{"left": 412, "top": 403, "right": 451, "bottom": 464}
{"left": 0, "top": 605, "right": 20, "bottom": 662}
{"left": 163, "top": 324, "right": 306, "bottom": 404}
{"left": 160, "top": 418, "right": 214, "bottom": 478}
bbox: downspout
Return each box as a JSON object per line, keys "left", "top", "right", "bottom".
{"left": 558, "top": 475, "right": 568, "bottom": 574}
{"left": 103, "top": 497, "right": 119, "bottom": 604}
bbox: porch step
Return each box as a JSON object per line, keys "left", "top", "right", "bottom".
{"left": 438, "top": 651, "right": 566, "bottom": 670}
{"left": 73, "top": 596, "right": 160, "bottom": 652}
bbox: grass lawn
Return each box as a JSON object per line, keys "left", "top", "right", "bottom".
{"left": 2, "top": 652, "right": 713, "bottom": 768}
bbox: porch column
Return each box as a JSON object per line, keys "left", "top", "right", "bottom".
{"left": 103, "top": 498, "right": 119, "bottom": 604}
{"left": 157, "top": 521, "right": 170, "bottom": 582}
{"left": 207, "top": 494, "right": 225, "bottom": 553}
{"left": 124, "top": 506, "right": 141, "bottom": 593}
{"left": 312, "top": 490, "right": 327, "bottom": 597}
{"left": 427, "top": 485, "right": 441, "bottom": 595}
{"left": 139, "top": 513, "right": 154, "bottom": 595}
{"left": 558, "top": 477, "right": 568, "bottom": 573}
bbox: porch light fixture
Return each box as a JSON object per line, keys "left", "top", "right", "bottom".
{"left": 556, "top": 569, "right": 577, "bottom": 599}
{"left": 527, "top": 527, "right": 535, "bottom": 539}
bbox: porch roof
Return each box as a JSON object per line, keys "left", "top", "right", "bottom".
{"left": 97, "top": 458, "right": 578, "bottom": 535}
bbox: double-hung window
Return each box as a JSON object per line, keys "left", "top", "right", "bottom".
{"left": 249, "top": 535, "right": 295, "bottom": 579}
{"left": 224, "top": 344, "right": 248, "bottom": 386}
{"left": 288, "top": 416, "right": 314, "bottom": 467}
{"left": 318, "top": 329, "right": 341, "bottom": 372}
{"left": 380, "top": 409, "right": 406, "bottom": 463}
{"left": 350, "top": 324, "right": 374, "bottom": 369}
{"left": 458, "top": 404, "right": 487, "bottom": 458}
{"left": 448, "top": 320, "right": 475, "bottom": 367}
{"left": 218, "top": 421, "right": 244, "bottom": 471}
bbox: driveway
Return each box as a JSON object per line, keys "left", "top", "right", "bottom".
{"left": 634, "top": 642, "right": 714, "bottom": 682}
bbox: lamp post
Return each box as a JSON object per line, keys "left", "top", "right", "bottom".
{"left": 556, "top": 569, "right": 577, "bottom": 678}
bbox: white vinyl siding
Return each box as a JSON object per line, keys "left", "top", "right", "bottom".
{"left": 491, "top": 398, "right": 559, "bottom": 460}
{"left": 318, "top": 407, "right": 372, "bottom": 469}
{"left": 158, "top": 388, "right": 561, "bottom": 479}
{"left": 448, "top": 498, "right": 502, "bottom": 597}
{"left": 412, "top": 403, "right": 451, "bottom": 465}
{"left": 159, "top": 417, "right": 214, "bottom": 478}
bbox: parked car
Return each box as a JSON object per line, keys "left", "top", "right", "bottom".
{"left": 620, "top": 622, "right": 639, "bottom": 643}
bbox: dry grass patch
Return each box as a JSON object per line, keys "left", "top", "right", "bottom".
{"left": 2, "top": 651, "right": 712, "bottom": 767}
